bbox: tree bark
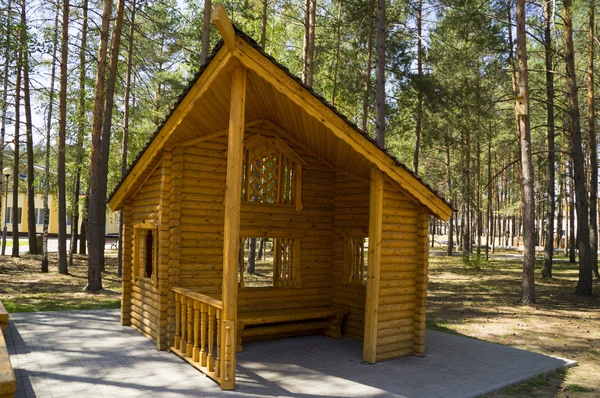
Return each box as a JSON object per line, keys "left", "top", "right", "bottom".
{"left": 331, "top": 0, "right": 342, "bottom": 106}
{"left": 302, "top": 0, "right": 316, "bottom": 86}
{"left": 413, "top": 0, "right": 423, "bottom": 175}
{"left": 21, "top": 0, "right": 37, "bottom": 255}
{"left": 569, "top": 160, "right": 576, "bottom": 262}
{"left": 69, "top": 0, "right": 89, "bottom": 266}
{"left": 260, "top": 0, "right": 267, "bottom": 48}
{"left": 564, "top": 0, "right": 593, "bottom": 296}
{"left": 200, "top": 0, "right": 211, "bottom": 64}
{"left": 87, "top": 0, "right": 114, "bottom": 291}
{"left": 12, "top": 32, "right": 22, "bottom": 259}
{"left": 375, "top": 0, "right": 385, "bottom": 148}
{"left": 57, "top": 0, "right": 69, "bottom": 274}
{"left": 542, "top": 0, "right": 555, "bottom": 278}
{"left": 0, "top": 0, "right": 12, "bottom": 235}
{"left": 516, "top": 0, "right": 535, "bottom": 303}
{"left": 361, "top": 0, "right": 374, "bottom": 133}
{"left": 446, "top": 143, "right": 453, "bottom": 256}
{"left": 588, "top": 0, "right": 599, "bottom": 279}
{"left": 118, "top": 0, "right": 136, "bottom": 278}
{"left": 42, "top": 0, "right": 59, "bottom": 272}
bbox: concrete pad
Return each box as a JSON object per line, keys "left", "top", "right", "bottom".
{"left": 5, "top": 309, "right": 575, "bottom": 398}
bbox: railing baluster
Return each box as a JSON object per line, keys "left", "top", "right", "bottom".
{"left": 215, "top": 309, "right": 222, "bottom": 379}
{"left": 186, "top": 301, "right": 194, "bottom": 357}
{"left": 180, "top": 295, "right": 187, "bottom": 353}
{"left": 207, "top": 306, "right": 216, "bottom": 372}
{"left": 201, "top": 303, "right": 208, "bottom": 366}
{"left": 193, "top": 301, "right": 200, "bottom": 362}
{"left": 174, "top": 292, "right": 181, "bottom": 348}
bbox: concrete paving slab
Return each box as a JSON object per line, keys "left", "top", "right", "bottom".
{"left": 5, "top": 309, "right": 575, "bottom": 398}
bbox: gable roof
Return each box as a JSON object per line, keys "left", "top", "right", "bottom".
{"left": 108, "top": 25, "right": 453, "bottom": 221}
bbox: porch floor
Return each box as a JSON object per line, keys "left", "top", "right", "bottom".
{"left": 5, "top": 309, "right": 574, "bottom": 398}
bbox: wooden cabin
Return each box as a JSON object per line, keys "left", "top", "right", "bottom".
{"left": 108, "top": 5, "right": 452, "bottom": 391}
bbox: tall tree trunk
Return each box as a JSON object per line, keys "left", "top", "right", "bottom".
{"left": 22, "top": 0, "right": 36, "bottom": 255}
{"left": 486, "top": 132, "right": 492, "bottom": 260}
{"left": 413, "top": 0, "right": 423, "bottom": 175}
{"left": 476, "top": 141, "right": 482, "bottom": 256}
{"left": 42, "top": 0, "right": 59, "bottom": 272}
{"left": 302, "top": 0, "right": 316, "bottom": 86}
{"left": 375, "top": 0, "right": 385, "bottom": 148}
{"left": 0, "top": 0, "right": 12, "bottom": 245}
{"left": 69, "top": 0, "right": 89, "bottom": 266}
{"left": 80, "top": 193, "right": 88, "bottom": 255}
{"left": 446, "top": 143, "right": 453, "bottom": 256}
{"left": 516, "top": 0, "right": 535, "bottom": 303}
{"left": 57, "top": 0, "right": 69, "bottom": 274}
{"left": 564, "top": 0, "right": 593, "bottom": 295}
{"left": 588, "top": 0, "right": 599, "bottom": 279}
{"left": 542, "top": 0, "right": 555, "bottom": 278}
{"left": 260, "top": 0, "right": 267, "bottom": 48}
{"left": 200, "top": 0, "right": 211, "bottom": 64}
{"left": 119, "top": 0, "right": 136, "bottom": 278}
{"left": 12, "top": 34, "right": 22, "bottom": 258}
{"left": 331, "top": 0, "right": 342, "bottom": 106}
{"left": 87, "top": 0, "right": 114, "bottom": 291}
{"left": 569, "top": 159, "right": 576, "bottom": 262}
{"left": 69, "top": 6, "right": 83, "bottom": 260}
{"left": 361, "top": 0, "right": 374, "bottom": 133}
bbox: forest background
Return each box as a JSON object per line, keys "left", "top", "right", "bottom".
{"left": 0, "top": 0, "right": 598, "bottom": 300}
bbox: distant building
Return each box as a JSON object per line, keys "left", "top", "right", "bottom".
{"left": 1, "top": 192, "right": 119, "bottom": 236}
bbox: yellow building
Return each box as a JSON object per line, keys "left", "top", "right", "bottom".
{"left": 1, "top": 193, "right": 120, "bottom": 235}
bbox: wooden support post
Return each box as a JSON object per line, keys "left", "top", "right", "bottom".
{"left": 200, "top": 303, "right": 208, "bottom": 366}
{"left": 220, "top": 65, "right": 246, "bottom": 390}
{"left": 363, "top": 167, "right": 383, "bottom": 363}
{"left": 180, "top": 295, "right": 187, "bottom": 353}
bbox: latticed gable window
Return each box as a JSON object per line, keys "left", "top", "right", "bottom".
{"left": 242, "top": 134, "right": 305, "bottom": 211}
{"left": 133, "top": 221, "right": 158, "bottom": 286}
{"left": 344, "top": 236, "right": 368, "bottom": 285}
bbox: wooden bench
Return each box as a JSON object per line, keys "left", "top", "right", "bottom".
{"left": 0, "top": 302, "right": 15, "bottom": 398}
{"left": 105, "top": 235, "right": 119, "bottom": 250}
{"left": 237, "top": 306, "right": 348, "bottom": 352}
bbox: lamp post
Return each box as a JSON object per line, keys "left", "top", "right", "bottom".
{"left": 1, "top": 167, "right": 11, "bottom": 255}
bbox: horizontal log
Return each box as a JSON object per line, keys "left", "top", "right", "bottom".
{"left": 376, "top": 348, "right": 412, "bottom": 361}
{"left": 377, "top": 340, "right": 414, "bottom": 355}
{"left": 241, "top": 320, "right": 331, "bottom": 338}
{"left": 378, "top": 310, "right": 414, "bottom": 322}
{"left": 378, "top": 302, "right": 416, "bottom": 313}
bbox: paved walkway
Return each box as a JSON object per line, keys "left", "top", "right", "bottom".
{"left": 5, "top": 310, "right": 575, "bottom": 398}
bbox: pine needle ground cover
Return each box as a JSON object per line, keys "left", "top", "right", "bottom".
{"left": 0, "top": 253, "right": 121, "bottom": 312}
{"left": 428, "top": 254, "right": 600, "bottom": 397}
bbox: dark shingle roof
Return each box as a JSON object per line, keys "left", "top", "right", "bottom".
{"left": 109, "top": 26, "right": 453, "bottom": 213}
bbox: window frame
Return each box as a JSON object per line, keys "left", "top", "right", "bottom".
{"left": 343, "top": 235, "right": 368, "bottom": 286}
{"left": 133, "top": 221, "right": 158, "bottom": 287}
{"left": 238, "top": 236, "right": 302, "bottom": 289}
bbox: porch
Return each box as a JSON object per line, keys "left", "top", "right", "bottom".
{"left": 6, "top": 309, "right": 575, "bottom": 398}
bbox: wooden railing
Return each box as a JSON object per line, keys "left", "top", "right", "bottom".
{"left": 171, "top": 287, "right": 235, "bottom": 389}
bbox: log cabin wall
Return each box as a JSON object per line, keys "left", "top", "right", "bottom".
{"left": 375, "top": 180, "right": 426, "bottom": 361}
{"left": 332, "top": 172, "right": 369, "bottom": 339}
{"left": 128, "top": 162, "right": 166, "bottom": 348}
{"left": 176, "top": 129, "right": 336, "bottom": 314}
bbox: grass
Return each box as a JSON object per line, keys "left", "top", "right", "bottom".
{"left": 0, "top": 252, "right": 121, "bottom": 312}
{"left": 428, "top": 251, "right": 600, "bottom": 397}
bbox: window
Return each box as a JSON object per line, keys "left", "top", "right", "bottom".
{"left": 4, "top": 207, "right": 22, "bottom": 224}
{"left": 238, "top": 237, "right": 301, "bottom": 288}
{"left": 35, "top": 208, "right": 45, "bottom": 225}
{"left": 344, "top": 236, "right": 368, "bottom": 285}
{"left": 242, "top": 135, "right": 304, "bottom": 210}
{"left": 133, "top": 222, "right": 158, "bottom": 285}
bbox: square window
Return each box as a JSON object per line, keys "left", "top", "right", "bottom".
{"left": 239, "top": 237, "right": 301, "bottom": 288}
{"left": 344, "top": 236, "right": 368, "bottom": 285}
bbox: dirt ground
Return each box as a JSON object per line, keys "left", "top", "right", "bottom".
{"left": 428, "top": 253, "right": 600, "bottom": 397}
{"left": 0, "top": 252, "right": 121, "bottom": 312}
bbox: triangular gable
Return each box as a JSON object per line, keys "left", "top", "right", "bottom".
{"left": 109, "top": 11, "right": 452, "bottom": 222}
